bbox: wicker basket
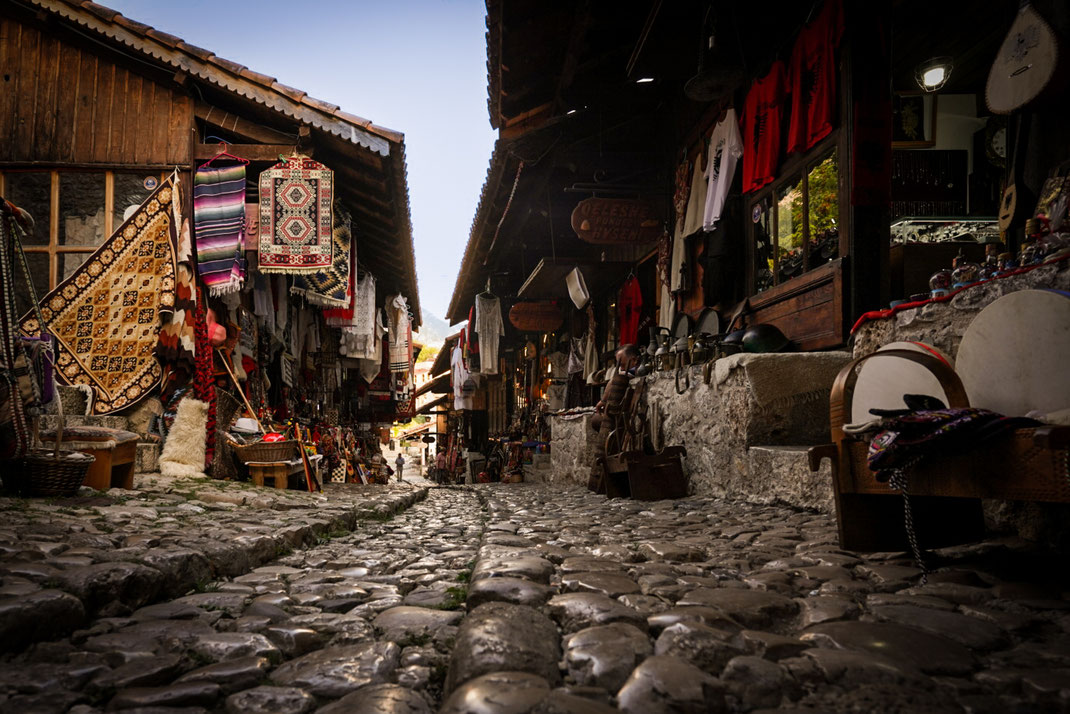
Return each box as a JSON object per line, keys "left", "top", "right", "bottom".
{"left": 19, "top": 449, "right": 95, "bottom": 497}
{"left": 16, "top": 387, "right": 95, "bottom": 497}
{"left": 234, "top": 439, "right": 298, "bottom": 464}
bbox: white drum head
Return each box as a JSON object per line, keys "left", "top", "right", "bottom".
{"left": 851, "top": 341, "right": 955, "bottom": 424}
{"left": 957, "top": 289, "right": 1070, "bottom": 417}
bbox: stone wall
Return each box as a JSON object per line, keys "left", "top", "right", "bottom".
{"left": 548, "top": 413, "right": 598, "bottom": 488}
{"left": 642, "top": 353, "right": 849, "bottom": 511}
{"left": 853, "top": 259, "right": 1070, "bottom": 360}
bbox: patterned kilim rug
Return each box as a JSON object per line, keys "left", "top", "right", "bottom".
{"left": 258, "top": 157, "right": 333, "bottom": 274}
{"left": 291, "top": 202, "right": 353, "bottom": 307}
{"left": 21, "top": 178, "right": 177, "bottom": 415}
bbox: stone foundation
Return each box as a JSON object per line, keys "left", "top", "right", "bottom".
{"left": 641, "top": 352, "right": 849, "bottom": 511}
{"left": 548, "top": 353, "right": 851, "bottom": 512}
{"left": 548, "top": 413, "right": 597, "bottom": 488}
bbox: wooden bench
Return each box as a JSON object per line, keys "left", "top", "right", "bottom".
{"left": 247, "top": 454, "right": 323, "bottom": 490}
{"left": 39, "top": 426, "right": 138, "bottom": 491}
{"left": 809, "top": 349, "right": 1070, "bottom": 551}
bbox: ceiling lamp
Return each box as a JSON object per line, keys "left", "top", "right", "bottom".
{"left": 684, "top": 9, "right": 744, "bottom": 102}
{"left": 915, "top": 57, "right": 953, "bottom": 92}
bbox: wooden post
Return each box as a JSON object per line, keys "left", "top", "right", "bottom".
{"left": 842, "top": 4, "right": 892, "bottom": 324}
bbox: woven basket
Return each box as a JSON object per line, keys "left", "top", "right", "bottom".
{"left": 234, "top": 439, "right": 297, "bottom": 464}
{"left": 20, "top": 449, "right": 95, "bottom": 497}
{"left": 18, "top": 387, "right": 95, "bottom": 497}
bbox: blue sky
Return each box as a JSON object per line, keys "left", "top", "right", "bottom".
{"left": 104, "top": 0, "right": 496, "bottom": 321}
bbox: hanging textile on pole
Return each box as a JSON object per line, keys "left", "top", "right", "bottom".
{"left": 20, "top": 177, "right": 177, "bottom": 415}
{"left": 258, "top": 157, "right": 334, "bottom": 274}
{"left": 193, "top": 164, "right": 247, "bottom": 296}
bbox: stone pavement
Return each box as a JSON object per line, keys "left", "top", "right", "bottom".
{"left": 1, "top": 481, "right": 1069, "bottom": 712}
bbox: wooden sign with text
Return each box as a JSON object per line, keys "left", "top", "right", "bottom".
{"left": 571, "top": 198, "right": 661, "bottom": 245}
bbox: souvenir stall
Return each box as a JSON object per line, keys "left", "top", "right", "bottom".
{"left": 0, "top": 1, "right": 420, "bottom": 494}
{"left": 444, "top": 0, "right": 1069, "bottom": 519}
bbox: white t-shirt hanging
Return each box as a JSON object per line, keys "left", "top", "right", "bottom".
{"left": 702, "top": 108, "right": 743, "bottom": 231}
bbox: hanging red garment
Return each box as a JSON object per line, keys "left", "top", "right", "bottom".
{"left": 741, "top": 60, "right": 788, "bottom": 193}
{"left": 467, "top": 305, "right": 479, "bottom": 354}
{"left": 618, "top": 275, "right": 643, "bottom": 346}
{"left": 786, "top": 0, "right": 845, "bottom": 155}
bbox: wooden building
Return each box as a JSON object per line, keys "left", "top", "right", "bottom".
{"left": 0, "top": 0, "right": 419, "bottom": 325}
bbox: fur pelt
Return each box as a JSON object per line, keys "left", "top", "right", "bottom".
{"left": 160, "top": 397, "right": 208, "bottom": 477}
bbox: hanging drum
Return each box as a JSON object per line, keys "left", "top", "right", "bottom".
{"left": 509, "top": 301, "right": 563, "bottom": 332}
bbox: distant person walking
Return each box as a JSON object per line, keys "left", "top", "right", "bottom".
{"left": 395, "top": 454, "right": 405, "bottom": 482}
{"left": 435, "top": 450, "right": 447, "bottom": 483}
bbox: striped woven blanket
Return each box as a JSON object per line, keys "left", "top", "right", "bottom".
{"left": 193, "top": 165, "right": 246, "bottom": 296}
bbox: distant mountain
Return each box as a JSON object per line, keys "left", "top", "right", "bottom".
{"left": 413, "top": 311, "right": 458, "bottom": 348}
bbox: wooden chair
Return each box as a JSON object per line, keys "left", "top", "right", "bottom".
{"left": 809, "top": 349, "right": 1070, "bottom": 551}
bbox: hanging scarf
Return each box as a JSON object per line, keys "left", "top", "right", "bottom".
{"left": 193, "top": 298, "right": 216, "bottom": 468}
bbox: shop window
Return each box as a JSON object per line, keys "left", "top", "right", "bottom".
{"left": 748, "top": 144, "right": 839, "bottom": 292}
{"left": 0, "top": 169, "right": 164, "bottom": 301}
{"left": 58, "top": 173, "right": 107, "bottom": 248}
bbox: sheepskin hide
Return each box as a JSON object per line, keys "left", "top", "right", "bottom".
{"left": 160, "top": 397, "right": 208, "bottom": 477}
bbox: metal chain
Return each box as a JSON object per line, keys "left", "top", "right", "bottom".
{"left": 888, "top": 464, "right": 928, "bottom": 584}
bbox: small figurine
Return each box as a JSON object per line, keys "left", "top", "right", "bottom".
{"left": 929, "top": 268, "right": 952, "bottom": 298}
{"left": 951, "top": 249, "right": 981, "bottom": 289}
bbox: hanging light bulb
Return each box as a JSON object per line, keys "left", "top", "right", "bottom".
{"left": 915, "top": 57, "right": 953, "bottom": 92}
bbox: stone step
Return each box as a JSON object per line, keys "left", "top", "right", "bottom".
{"left": 136, "top": 442, "right": 160, "bottom": 474}
{"left": 746, "top": 445, "right": 833, "bottom": 514}
{"left": 37, "top": 413, "right": 131, "bottom": 433}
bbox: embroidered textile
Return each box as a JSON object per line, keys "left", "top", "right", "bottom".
{"left": 291, "top": 203, "right": 353, "bottom": 307}
{"left": 339, "top": 274, "right": 379, "bottom": 359}
{"left": 388, "top": 295, "right": 411, "bottom": 373}
{"left": 156, "top": 218, "right": 197, "bottom": 372}
{"left": 21, "top": 178, "right": 177, "bottom": 415}
{"left": 193, "top": 165, "right": 246, "bottom": 296}
{"left": 0, "top": 207, "right": 32, "bottom": 459}
{"left": 474, "top": 294, "right": 504, "bottom": 375}
{"left": 258, "top": 157, "right": 334, "bottom": 273}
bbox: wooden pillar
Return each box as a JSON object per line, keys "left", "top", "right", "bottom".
{"left": 842, "top": 4, "right": 892, "bottom": 323}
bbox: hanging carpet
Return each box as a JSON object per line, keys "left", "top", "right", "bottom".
{"left": 21, "top": 178, "right": 177, "bottom": 415}
{"left": 193, "top": 164, "right": 247, "bottom": 296}
{"left": 291, "top": 202, "right": 352, "bottom": 307}
{"left": 258, "top": 157, "right": 334, "bottom": 274}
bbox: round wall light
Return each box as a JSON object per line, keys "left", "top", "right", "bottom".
{"left": 915, "top": 57, "right": 953, "bottom": 92}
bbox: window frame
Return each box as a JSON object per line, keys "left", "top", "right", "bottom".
{"left": 0, "top": 168, "right": 166, "bottom": 293}
{"left": 745, "top": 132, "right": 844, "bottom": 296}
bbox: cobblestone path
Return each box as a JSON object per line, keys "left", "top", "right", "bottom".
{"left": 2, "top": 481, "right": 1069, "bottom": 713}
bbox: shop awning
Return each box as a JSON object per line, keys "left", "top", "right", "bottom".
{"left": 398, "top": 421, "right": 434, "bottom": 440}
{"left": 517, "top": 257, "right": 633, "bottom": 302}
{"left": 416, "top": 394, "right": 449, "bottom": 416}
{"left": 415, "top": 372, "right": 450, "bottom": 398}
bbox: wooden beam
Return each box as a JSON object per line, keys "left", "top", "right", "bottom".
{"left": 194, "top": 143, "right": 299, "bottom": 162}
{"left": 551, "top": 1, "right": 594, "bottom": 116}
{"left": 195, "top": 101, "right": 298, "bottom": 144}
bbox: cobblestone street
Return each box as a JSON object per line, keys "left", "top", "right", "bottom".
{"left": 2, "top": 480, "right": 1069, "bottom": 713}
